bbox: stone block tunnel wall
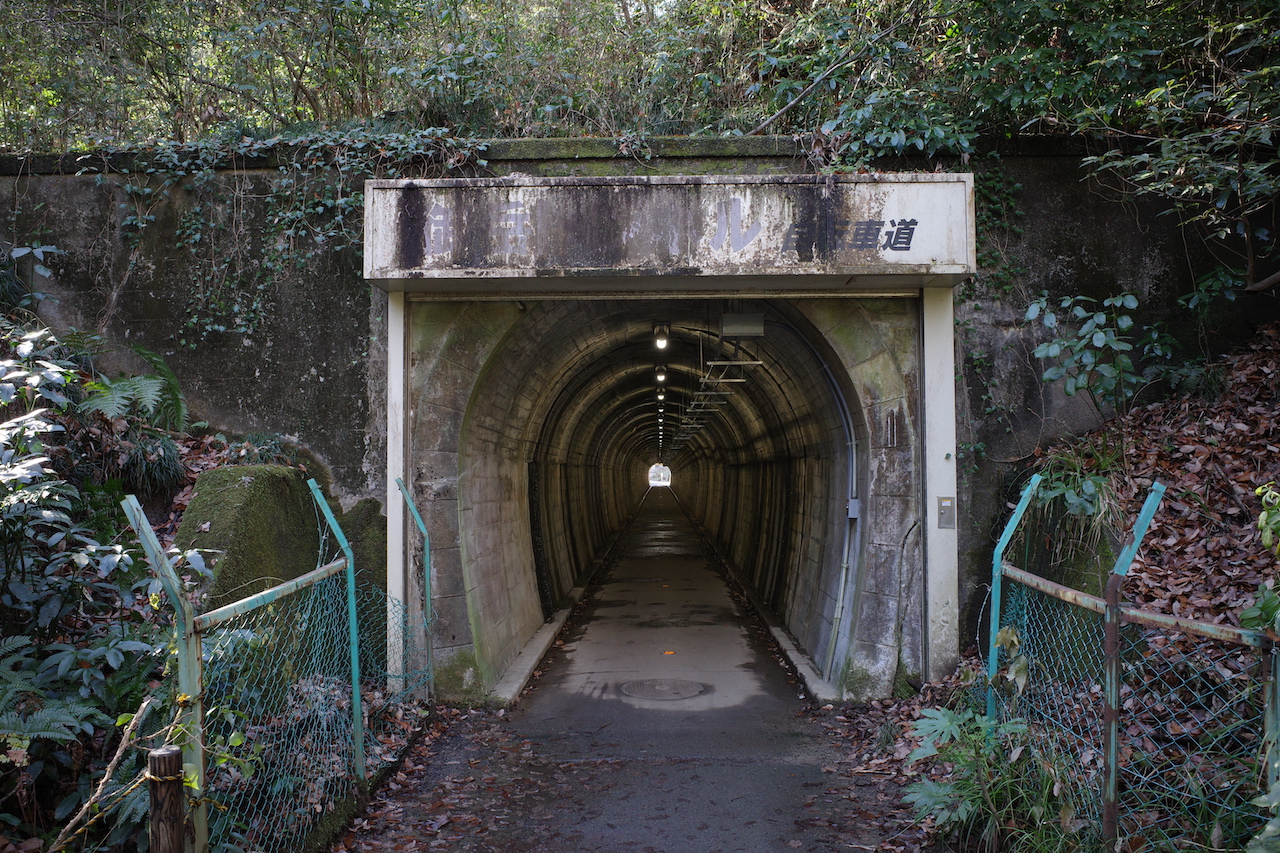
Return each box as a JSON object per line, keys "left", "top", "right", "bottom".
{"left": 407, "top": 296, "right": 924, "bottom": 698}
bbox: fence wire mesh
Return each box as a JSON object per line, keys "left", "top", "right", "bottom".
{"left": 200, "top": 571, "right": 432, "bottom": 853}
{"left": 996, "top": 577, "right": 1269, "bottom": 850}
{"left": 117, "top": 486, "right": 435, "bottom": 853}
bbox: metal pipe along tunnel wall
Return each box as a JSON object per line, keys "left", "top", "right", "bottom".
{"left": 401, "top": 296, "right": 932, "bottom": 700}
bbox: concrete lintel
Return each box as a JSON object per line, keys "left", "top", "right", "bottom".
{"left": 371, "top": 273, "right": 969, "bottom": 298}
{"left": 365, "top": 173, "right": 975, "bottom": 294}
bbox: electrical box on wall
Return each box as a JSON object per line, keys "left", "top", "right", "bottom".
{"left": 938, "top": 496, "right": 957, "bottom": 529}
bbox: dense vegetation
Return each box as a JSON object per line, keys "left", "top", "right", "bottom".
{"left": 2, "top": 0, "right": 1276, "bottom": 290}
{"left": 0, "top": 1, "right": 1276, "bottom": 849}
{"left": 0, "top": 260, "right": 307, "bottom": 847}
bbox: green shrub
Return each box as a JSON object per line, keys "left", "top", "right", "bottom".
{"left": 906, "top": 708, "right": 1091, "bottom": 852}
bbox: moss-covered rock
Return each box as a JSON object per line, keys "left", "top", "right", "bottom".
{"left": 174, "top": 464, "right": 320, "bottom": 609}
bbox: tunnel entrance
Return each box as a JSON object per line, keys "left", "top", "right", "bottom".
{"left": 647, "top": 464, "right": 671, "bottom": 487}
{"left": 367, "top": 173, "right": 972, "bottom": 702}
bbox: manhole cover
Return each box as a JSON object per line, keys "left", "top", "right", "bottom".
{"left": 641, "top": 616, "right": 691, "bottom": 628}
{"left": 619, "top": 678, "right": 705, "bottom": 700}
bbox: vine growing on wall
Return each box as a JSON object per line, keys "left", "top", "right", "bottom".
{"left": 81, "top": 126, "right": 486, "bottom": 346}
{"left": 954, "top": 161, "right": 1029, "bottom": 470}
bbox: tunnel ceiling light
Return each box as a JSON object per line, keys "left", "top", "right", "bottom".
{"left": 657, "top": 391, "right": 665, "bottom": 400}
{"left": 653, "top": 322, "right": 670, "bottom": 349}
{"left": 656, "top": 365, "right": 667, "bottom": 383}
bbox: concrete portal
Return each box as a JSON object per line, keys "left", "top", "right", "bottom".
{"left": 373, "top": 173, "right": 971, "bottom": 701}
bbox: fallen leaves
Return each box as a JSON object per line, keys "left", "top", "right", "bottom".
{"left": 1113, "top": 322, "right": 1280, "bottom": 623}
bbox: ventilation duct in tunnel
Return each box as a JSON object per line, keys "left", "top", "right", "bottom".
{"left": 367, "top": 174, "right": 972, "bottom": 702}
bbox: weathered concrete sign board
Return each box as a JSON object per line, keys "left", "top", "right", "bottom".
{"left": 364, "top": 173, "right": 974, "bottom": 296}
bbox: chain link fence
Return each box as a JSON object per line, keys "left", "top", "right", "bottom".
{"left": 122, "top": 478, "right": 434, "bottom": 853}
{"left": 997, "top": 577, "right": 1269, "bottom": 849}
{"left": 987, "top": 475, "right": 1275, "bottom": 850}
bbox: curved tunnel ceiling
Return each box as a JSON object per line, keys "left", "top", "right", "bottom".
{"left": 516, "top": 300, "right": 848, "bottom": 479}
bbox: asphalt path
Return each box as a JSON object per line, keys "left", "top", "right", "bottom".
{"left": 334, "top": 488, "right": 897, "bottom": 852}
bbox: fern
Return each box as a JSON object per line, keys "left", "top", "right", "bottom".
{"left": 0, "top": 706, "right": 94, "bottom": 743}
{"left": 81, "top": 375, "right": 166, "bottom": 421}
{"left": 76, "top": 346, "right": 192, "bottom": 433}
{"left": 0, "top": 636, "right": 106, "bottom": 759}
{"left": 129, "top": 345, "right": 190, "bottom": 432}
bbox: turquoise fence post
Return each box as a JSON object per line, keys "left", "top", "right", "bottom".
{"left": 986, "top": 474, "right": 1041, "bottom": 719}
{"left": 1270, "top": 648, "right": 1280, "bottom": 789}
{"left": 396, "top": 477, "right": 433, "bottom": 696}
{"left": 121, "top": 496, "right": 208, "bottom": 853}
{"left": 1103, "top": 480, "right": 1166, "bottom": 844}
{"left": 1108, "top": 482, "right": 1167, "bottom": 578}
{"left": 306, "top": 479, "right": 366, "bottom": 783}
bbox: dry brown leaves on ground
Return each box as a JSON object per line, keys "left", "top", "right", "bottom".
{"left": 1095, "top": 322, "right": 1280, "bottom": 623}
{"left": 154, "top": 434, "right": 307, "bottom": 547}
{"left": 814, "top": 659, "right": 987, "bottom": 852}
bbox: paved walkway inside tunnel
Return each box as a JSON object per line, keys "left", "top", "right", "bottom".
{"left": 333, "top": 489, "right": 909, "bottom": 852}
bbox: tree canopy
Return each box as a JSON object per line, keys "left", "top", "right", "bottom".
{"left": 0, "top": 0, "right": 1276, "bottom": 288}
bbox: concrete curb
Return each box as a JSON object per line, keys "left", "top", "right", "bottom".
{"left": 490, "top": 584, "right": 586, "bottom": 705}
{"left": 769, "top": 627, "right": 842, "bottom": 705}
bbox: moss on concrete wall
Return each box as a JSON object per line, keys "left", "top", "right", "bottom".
{"left": 174, "top": 464, "right": 320, "bottom": 609}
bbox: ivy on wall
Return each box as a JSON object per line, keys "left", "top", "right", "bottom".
{"left": 75, "top": 127, "right": 486, "bottom": 345}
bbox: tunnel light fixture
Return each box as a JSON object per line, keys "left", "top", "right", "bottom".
{"left": 655, "top": 365, "right": 667, "bottom": 383}
{"left": 657, "top": 391, "right": 665, "bottom": 401}
{"left": 653, "top": 322, "right": 670, "bottom": 349}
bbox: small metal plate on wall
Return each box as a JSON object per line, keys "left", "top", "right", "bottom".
{"left": 620, "top": 678, "right": 705, "bottom": 700}
{"left": 938, "top": 496, "right": 957, "bottom": 529}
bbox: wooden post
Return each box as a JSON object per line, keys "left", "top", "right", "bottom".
{"left": 149, "top": 745, "right": 185, "bottom": 853}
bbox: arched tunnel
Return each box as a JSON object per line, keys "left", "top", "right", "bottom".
{"left": 393, "top": 293, "right": 956, "bottom": 702}
{"left": 374, "top": 171, "right": 967, "bottom": 702}
{"left": 467, "top": 300, "right": 861, "bottom": 667}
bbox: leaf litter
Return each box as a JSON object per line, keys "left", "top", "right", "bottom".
{"left": 334, "top": 324, "right": 1280, "bottom": 852}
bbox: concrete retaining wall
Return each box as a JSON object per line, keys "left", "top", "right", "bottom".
{"left": 4, "top": 136, "right": 1272, "bottom": 699}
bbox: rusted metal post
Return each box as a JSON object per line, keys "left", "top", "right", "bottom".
{"left": 149, "top": 745, "right": 185, "bottom": 853}
{"left": 987, "top": 475, "right": 1041, "bottom": 718}
{"left": 1102, "top": 572, "right": 1123, "bottom": 845}
{"left": 1100, "top": 481, "right": 1164, "bottom": 846}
